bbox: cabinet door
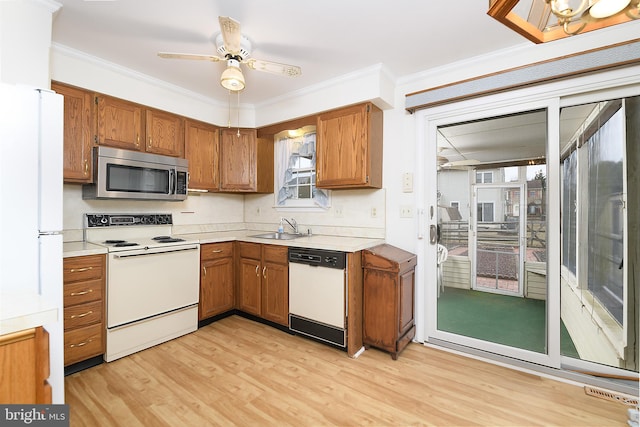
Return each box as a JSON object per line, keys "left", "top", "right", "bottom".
{"left": 219, "top": 128, "right": 257, "bottom": 191}
{"left": 145, "top": 109, "right": 184, "bottom": 157}
{"left": 185, "top": 119, "right": 219, "bottom": 191}
{"left": 398, "top": 269, "right": 415, "bottom": 337}
{"left": 199, "top": 257, "right": 234, "bottom": 320}
{"left": 96, "top": 95, "right": 143, "bottom": 151}
{"left": 53, "top": 82, "right": 93, "bottom": 183}
{"left": 238, "top": 257, "right": 262, "bottom": 316}
{"left": 363, "top": 269, "right": 397, "bottom": 350}
{"left": 316, "top": 103, "right": 369, "bottom": 187}
{"left": 261, "top": 261, "right": 289, "bottom": 326}
{"left": 0, "top": 327, "right": 51, "bottom": 404}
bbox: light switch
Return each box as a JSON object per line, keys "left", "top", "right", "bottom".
{"left": 402, "top": 173, "right": 414, "bottom": 193}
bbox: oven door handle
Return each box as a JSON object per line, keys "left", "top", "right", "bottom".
{"left": 113, "top": 245, "right": 199, "bottom": 258}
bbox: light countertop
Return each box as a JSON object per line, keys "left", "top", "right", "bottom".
{"left": 0, "top": 291, "right": 59, "bottom": 336}
{"left": 63, "top": 241, "right": 108, "bottom": 258}
{"left": 62, "top": 230, "right": 384, "bottom": 258}
{"left": 177, "top": 230, "right": 385, "bottom": 253}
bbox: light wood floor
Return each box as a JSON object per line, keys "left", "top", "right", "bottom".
{"left": 65, "top": 315, "right": 628, "bottom": 426}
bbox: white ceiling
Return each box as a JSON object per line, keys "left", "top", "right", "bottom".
{"left": 51, "top": 0, "right": 527, "bottom": 105}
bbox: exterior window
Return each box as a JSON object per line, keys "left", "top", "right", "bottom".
{"left": 562, "top": 150, "right": 577, "bottom": 275}
{"left": 476, "top": 171, "right": 493, "bottom": 183}
{"left": 450, "top": 201, "right": 459, "bottom": 209}
{"left": 275, "top": 129, "right": 329, "bottom": 209}
{"left": 477, "top": 202, "right": 494, "bottom": 222}
{"left": 586, "top": 107, "right": 624, "bottom": 323}
{"left": 561, "top": 101, "right": 625, "bottom": 324}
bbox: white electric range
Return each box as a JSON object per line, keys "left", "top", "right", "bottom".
{"left": 85, "top": 213, "right": 200, "bottom": 362}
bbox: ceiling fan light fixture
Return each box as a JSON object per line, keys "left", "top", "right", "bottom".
{"left": 588, "top": 0, "right": 631, "bottom": 17}
{"left": 220, "top": 59, "right": 245, "bottom": 91}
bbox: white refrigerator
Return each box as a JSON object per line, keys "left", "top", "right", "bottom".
{"left": 0, "top": 83, "right": 64, "bottom": 403}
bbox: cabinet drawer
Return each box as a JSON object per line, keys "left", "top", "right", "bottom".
{"left": 201, "top": 242, "right": 233, "bottom": 261}
{"left": 64, "top": 323, "right": 104, "bottom": 366}
{"left": 238, "top": 242, "right": 261, "bottom": 259}
{"left": 64, "top": 300, "right": 103, "bottom": 331}
{"left": 262, "top": 245, "right": 288, "bottom": 264}
{"left": 64, "top": 279, "right": 103, "bottom": 305}
{"left": 63, "top": 255, "right": 104, "bottom": 283}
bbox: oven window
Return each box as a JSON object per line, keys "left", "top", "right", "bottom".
{"left": 107, "top": 164, "right": 169, "bottom": 194}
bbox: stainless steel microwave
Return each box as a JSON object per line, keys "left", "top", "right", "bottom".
{"left": 82, "top": 147, "right": 189, "bottom": 201}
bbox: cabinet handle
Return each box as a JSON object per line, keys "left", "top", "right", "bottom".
{"left": 136, "top": 134, "right": 140, "bottom": 147}
{"left": 70, "top": 266, "right": 93, "bottom": 273}
{"left": 69, "top": 339, "right": 93, "bottom": 348}
{"left": 70, "top": 310, "right": 93, "bottom": 319}
{"left": 255, "top": 265, "right": 259, "bottom": 276}
{"left": 211, "top": 249, "right": 223, "bottom": 254}
{"left": 203, "top": 266, "right": 207, "bottom": 276}
{"left": 84, "top": 159, "right": 89, "bottom": 175}
{"left": 70, "top": 289, "right": 93, "bottom": 296}
{"left": 262, "top": 266, "right": 267, "bottom": 278}
{"left": 148, "top": 137, "right": 152, "bottom": 149}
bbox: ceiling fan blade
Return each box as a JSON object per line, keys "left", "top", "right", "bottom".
{"left": 245, "top": 58, "right": 302, "bottom": 77}
{"left": 218, "top": 16, "right": 242, "bottom": 55}
{"left": 158, "top": 52, "right": 223, "bottom": 62}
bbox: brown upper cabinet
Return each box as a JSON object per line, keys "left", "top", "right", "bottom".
{"left": 145, "top": 108, "right": 184, "bottom": 157}
{"left": 95, "top": 95, "right": 184, "bottom": 158}
{"left": 219, "top": 128, "right": 273, "bottom": 193}
{"left": 95, "top": 95, "right": 143, "bottom": 151}
{"left": 316, "top": 102, "right": 383, "bottom": 189}
{"left": 53, "top": 82, "right": 94, "bottom": 184}
{"left": 185, "top": 119, "right": 220, "bottom": 192}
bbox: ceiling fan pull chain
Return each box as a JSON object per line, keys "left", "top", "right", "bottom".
{"left": 237, "top": 90, "right": 241, "bottom": 138}
{"left": 227, "top": 89, "right": 231, "bottom": 129}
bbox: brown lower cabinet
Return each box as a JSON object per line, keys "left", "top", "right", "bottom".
{"left": 362, "top": 244, "right": 417, "bottom": 360}
{"left": 63, "top": 254, "right": 106, "bottom": 366}
{"left": 237, "top": 242, "right": 289, "bottom": 326}
{"left": 199, "top": 242, "right": 235, "bottom": 320}
{"left": 0, "top": 326, "right": 51, "bottom": 403}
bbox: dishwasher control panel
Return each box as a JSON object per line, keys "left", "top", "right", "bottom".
{"left": 288, "top": 247, "right": 346, "bottom": 269}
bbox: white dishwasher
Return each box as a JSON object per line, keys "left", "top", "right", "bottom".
{"left": 288, "top": 247, "right": 347, "bottom": 348}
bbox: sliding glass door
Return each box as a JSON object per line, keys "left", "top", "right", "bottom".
{"left": 423, "top": 87, "right": 639, "bottom": 380}
{"left": 432, "top": 108, "right": 551, "bottom": 360}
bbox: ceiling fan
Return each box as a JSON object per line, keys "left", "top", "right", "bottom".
{"left": 158, "top": 16, "right": 302, "bottom": 92}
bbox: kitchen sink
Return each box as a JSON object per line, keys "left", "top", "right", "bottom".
{"left": 250, "top": 232, "right": 304, "bottom": 240}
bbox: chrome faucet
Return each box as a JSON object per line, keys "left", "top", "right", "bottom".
{"left": 282, "top": 217, "right": 298, "bottom": 234}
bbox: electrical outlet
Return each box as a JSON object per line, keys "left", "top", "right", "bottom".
{"left": 371, "top": 207, "right": 378, "bottom": 218}
{"left": 256, "top": 207, "right": 261, "bottom": 216}
{"left": 334, "top": 206, "right": 344, "bottom": 218}
{"left": 400, "top": 206, "right": 414, "bottom": 218}
{"left": 402, "top": 172, "right": 414, "bottom": 193}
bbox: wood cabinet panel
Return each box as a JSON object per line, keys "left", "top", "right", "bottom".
{"left": 316, "top": 102, "right": 382, "bottom": 189}
{"left": 237, "top": 243, "right": 289, "bottom": 325}
{"left": 200, "top": 241, "right": 233, "bottom": 261}
{"left": 0, "top": 327, "right": 51, "bottom": 404}
{"left": 96, "top": 95, "right": 143, "bottom": 150}
{"left": 199, "top": 242, "right": 235, "bottom": 320}
{"left": 63, "top": 323, "right": 104, "bottom": 366}
{"left": 362, "top": 244, "right": 416, "bottom": 360}
{"left": 185, "top": 119, "right": 219, "bottom": 191}
{"left": 145, "top": 109, "right": 184, "bottom": 157}
{"left": 63, "top": 254, "right": 105, "bottom": 366}
{"left": 63, "top": 255, "right": 104, "bottom": 283}
{"left": 220, "top": 128, "right": 273, "bottom": 193}
{"left": 53, "top": 82, "right": 93, "bottom": 183}
{"left": 63, "top": 300, "right": 103, "bottom": 331}
{"left": 238, "top": 257, "right": 262, "bottom": 316}
{"left": 261, "top": 260, "right": 288, "bottom": 326}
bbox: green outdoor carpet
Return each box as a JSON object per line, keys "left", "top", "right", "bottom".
{"left": 437, "top": 287, "right": 579, "bottom": 357}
